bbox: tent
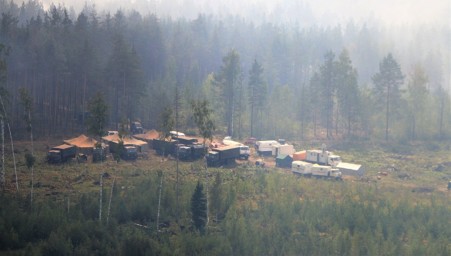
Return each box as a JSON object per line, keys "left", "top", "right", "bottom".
{"left": 292, "top": 150, "right": 306, "bottom": 161}
{"left": 133, "top": 129, "right": 160, "bottom": 147}
{"left": 64, "top": 134, "right": 98, "bottom": 154}
{"left": 276, "top": 154, "right": 293, "bottom": 168}
{"left": 102, "top": 134, "right": 148, "bottom": 153}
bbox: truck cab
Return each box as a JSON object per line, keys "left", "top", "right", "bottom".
{"left": 121, "top": 145, "right": 138, "bottom": 160}
{"left": 311, "top": 164, "right": 342, "bottom": 180}
{"left": 176, "top": 144, "right": 192, "bottom": 160}
{"left": 239, "top": 145, "right": 250, "bottom": 160}
{"left": 131, "top": 122, "right": 144, "bottom": 134}
{"left": 47, "top": 144, "right": 77, "bottom": 164}
{"left": 206, "top": 151, "right": 220, "bottom": 166}
{"left": 93, "top": 147, "right": 107, "bottom": 162}
{"left": 47, "top": 149, "right": 63, "bottom": 163}
{"left": 328, "top": 155, "right": 342, "bottom": 167}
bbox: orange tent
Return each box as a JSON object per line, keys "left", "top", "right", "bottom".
{"left": 64, "top": 134, "right": 99, "bottom": 154}
{"left": 292, "top": 150, "right": 306, "bottom": 161}
{"left": 133, "top": 129, "right": 160, "bottom": 141}
{"left": 102, "top": 134, "right": 148, "bottom": 152}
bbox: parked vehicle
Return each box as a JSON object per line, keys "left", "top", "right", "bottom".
{"left": 107, "top": 131, "right": 118, "bottom": 136}
{"left": 222, "top": 138, "right": 250, "bottom": 160}
{"left": 47, "top": 144, "right": 76, "bottom": 163}
{"left": 304, "top": 149, "right": 342, "bottom": 167}
{"left": 311, "top": 165, "right": 342, "bottom": 180}
{"left": 255, "top": 140, "right": 280, "bottom": 156}
{"left": 131, "top": 121, "right": 144, "bottom": 134}
{"left": 291, "top": 161, "right": 342, "bottom": 180}
{"left": 93, "top": 147, "right": 107, "bottom": 162}
{"left": 206, "top": 145, "right": 240, "bottom": 167}
{"left": 176, "top": 143, "right": 206, "bottom": 161}
{"left": 244, "top": 137, "right": 257, "bottom": 146}
{"left": 170, "top": 131, "right": 185, "bottom": 137}
{"left": 153, "top": 139, "right": 177, "bottom": 156}
{"left": 153, "top": 138, "right": 205, "bottom": 160}
{"left": 121, "top": 145, "right": 138, "bottom": 160}
{"left": 292, "top": 161, "right": 313, "bottom": 176}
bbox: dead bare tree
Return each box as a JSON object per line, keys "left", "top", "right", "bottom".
{"left": 0, "top": 94, "right": 18, "bottom": 191}
{"left": 156, "top": 170, "right": 163, "bottom": 232}
{"left": 107, "top": 178, "right": 115, "bottom": 224}
{"left": 99, "top": 174, "right": 103, "bottom": 222}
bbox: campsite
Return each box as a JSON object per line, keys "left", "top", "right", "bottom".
{"left": 0, "top": 0, "right": 450, "bottom": 255}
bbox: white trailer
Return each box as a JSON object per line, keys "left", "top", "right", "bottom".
{"left": 336, "top": 162, "right": 364, "bottom": 176}
{"left": 256, "top": 140, "right": 280, "bottom": 156}
{"left": 272, "top": 144, "right": 295, "bottom": 157}
{"left": 305, "top": 149, "right": 341, "bottom": 167}
{"left": 292, "top": 161, "right": 313, "bottom": 176}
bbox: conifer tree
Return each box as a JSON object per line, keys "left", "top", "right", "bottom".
{"left": 191, "top": 99, "right": 215, "bottom": 145}
{"left": 248, "top": 59, "right": 266, "bottom": 137}
{"left": 372, "top": 53, "right": 404, "bottom": 140}
{"left": 191, "top": 181, "right": 207, "bottom": 233}
{"left": 215, "top": 50, "right": 241, "bottom": 137}
{"left": 87, "top": 92, "right": 108, "bottom": 139}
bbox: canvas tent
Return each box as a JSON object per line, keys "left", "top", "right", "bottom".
{"left": 64, "top": 134, "right": 99, "bottom": 154}
{"left": 276, "top": 154, "right": 293, "bottom": 168}
{"left": 102, "top": 134, "right": 148, "bottom": 152}
{"left": 133, "top": 129, "right": 160, "bottom": 147}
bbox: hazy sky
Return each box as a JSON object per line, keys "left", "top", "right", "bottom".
{"left": 38, "top": 0, "right": 450, "bottom": 26}
{"left": 309, "top": 0, "right": 450, "bottom": 25}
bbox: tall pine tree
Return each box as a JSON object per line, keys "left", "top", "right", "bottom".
{"left": 372, "top": 53, "right": 404, "bottom": 140}
{"left": 191, "top": 181, "right": 207, "bottom": 233}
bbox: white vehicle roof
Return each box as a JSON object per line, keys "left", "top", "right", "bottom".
{"left": 170, "top": 131, "right": 185, "bottom": 136}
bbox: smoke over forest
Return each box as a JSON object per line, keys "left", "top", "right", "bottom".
{"left": 1, "top": 0, "right": 450, "bottom": 141}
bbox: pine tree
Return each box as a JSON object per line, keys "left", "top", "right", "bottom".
{"left": 160, "top": 106, "right": 174, "bottom": 140}
{"left": 210, "top": 172, "right": 223, "bottom": 221}
{"left": 87, "top": 92, "right": 108, "bottom": 139}
{"left": 215, "top": 50, "right": 241, "bottom": 137}
{"left": 336, "top": 49, "right": 360, "bottom": 137}
{"left": 372, "top": 53, "right": 404, "bottom": 140}
{"left": 191, "top": 181, "right": 207, "bottom": 233}
{"left": 191, "top": 99, "right": 215, "bottom": 145}
{"left": 406, "top": 65, "right": 428, "bottom": 140}
{"left": 248, "top": 59, "right": 266, "bottom": 138}
{"left": 318, "top": 51, "right": 337, "bottom": 139}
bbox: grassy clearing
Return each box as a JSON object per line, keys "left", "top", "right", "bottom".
{"left": 2, "top": 139, "right": 450, "bottom": 206}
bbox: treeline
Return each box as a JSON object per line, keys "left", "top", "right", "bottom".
{"left": 0, "top": 169, "right": 450, "bottom": 255}
{"left": 0, "top": 0, "right": 450, "bottom": 141}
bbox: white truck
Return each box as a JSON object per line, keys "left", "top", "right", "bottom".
{"left": 305, "top": 149, "right": 342, "bottom": 167}
{"left": 291, "top": 161, "right": 342, "bottom": 180}
{"left": 311, "top": 165, "right": 342, "bottom": 180}
{"left": 223, "top": 139, "right": 250, "bottom": 160}
{"left": 256, "top": 140, "right": 280, "bottom": 156}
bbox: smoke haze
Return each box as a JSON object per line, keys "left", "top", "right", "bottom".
{"left": 34, "top": 0, "right": 450, "bottom": 27}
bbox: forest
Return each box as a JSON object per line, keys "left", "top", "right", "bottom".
{"left": 0, "top": 1, "right": 451, "bottom": 255}
{"left": 0, "top": 0, "right": 450, "bottom": 141}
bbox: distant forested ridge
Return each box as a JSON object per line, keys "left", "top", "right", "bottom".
{"left": 1, "top": 0, "right": 450, "bottom": 141}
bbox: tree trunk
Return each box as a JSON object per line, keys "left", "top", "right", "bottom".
{"left": 385, "top": 84, "right": 390, "bottom": 141}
